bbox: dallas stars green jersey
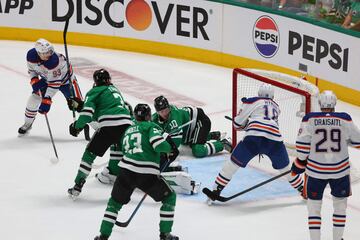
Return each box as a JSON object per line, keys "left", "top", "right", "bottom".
{"left": 119, "top": 121, "right": 172, "bottom": 175}
{"left": 152, "top": 105, "right": 188, "bottom": 147}
{"left": 75, "top": 85, "right": 132, "bottom": 129}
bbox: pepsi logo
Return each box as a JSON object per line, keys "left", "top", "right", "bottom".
{"left": 253, "top": 16, "right": 280, "bottom": 58}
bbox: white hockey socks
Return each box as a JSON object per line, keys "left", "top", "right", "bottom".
{"left": 307, "top": 199, "right": 322, "bottom": 240}
{"left": 23, "top": 93, "right": 41, "bottom": 125}
{"left": 215, "top": 160, "right": 239, "bottom": 189}
{"left": 333, "top": 196, "right": 347, "bottom": 240}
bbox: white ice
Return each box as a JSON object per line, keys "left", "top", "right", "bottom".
{"left": 0, "top": 40, "right": 359, "bottom": 240}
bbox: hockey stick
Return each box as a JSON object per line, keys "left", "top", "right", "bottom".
{"left": 202, "top": 170, "right": 291, "bottom": 202}
{"left": 63, "top": 18, "right": 90, "bottom": 140}
{"left": 115, "top": 159, "right": 172, "bottom": 228}
{"left": 44, "top": 113, "right": 59, "bottom": 163}
{"left": 115, "top": 120, "right": 194, "bottom": 227}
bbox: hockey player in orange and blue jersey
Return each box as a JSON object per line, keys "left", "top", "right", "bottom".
{"left": 18, "top": 38, "right": 82, "bottom": 135}
{"left": 291, "top": 90, "right": 360, "bottom": 240}
{"left": 207, "top": 83, "right": 304, "bottom": 203}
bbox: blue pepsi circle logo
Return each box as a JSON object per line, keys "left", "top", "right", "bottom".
{"left": 253, "top": 16, "right": 280, "bottom": 58}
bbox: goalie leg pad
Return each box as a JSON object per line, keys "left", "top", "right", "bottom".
{"left": 162, "top": 171, "right": 201, "bottom": 195}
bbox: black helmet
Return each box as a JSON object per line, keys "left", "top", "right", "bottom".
{"left": 93, "top": 69, "right": 111, "bottom": 86}
{"left": 134, "top": 103, "right": 151, "bottom": 121}
{"left": 154, "top": 95, "right": 169, "bottom": 111}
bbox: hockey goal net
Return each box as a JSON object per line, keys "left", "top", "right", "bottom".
{"left": 232, "top": 68, "right": 319, "bottom": 150}
{"left": 232, "top": 68, "right": 360, "bottom": 184}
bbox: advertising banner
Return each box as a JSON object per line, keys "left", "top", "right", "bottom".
{"left": 222, "top": 5, "right": 360, "bottom": 91}
{"left": 0, "top": 0, "right": 223, "bottom": 50}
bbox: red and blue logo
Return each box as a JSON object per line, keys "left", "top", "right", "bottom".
{"left": 253, "top": 16, "right": 280, "bottom": 58}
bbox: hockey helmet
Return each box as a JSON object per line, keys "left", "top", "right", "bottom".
{"left": 35, "top": 38, "right": 54, "bottom": 60}
{"left": 258, "top": 83, "right": 274, "bottom": 99}
{"left": 93, "top": 69, "right": 111, "bottom": 86}
{"left": 319, "top": 90, "right": 337, "bottom": 109}
{"left": 134, "top": 103, "right": 151, "bottom": 121}
{"left": 154, "top": 95, "right": 169, "bottom": 111}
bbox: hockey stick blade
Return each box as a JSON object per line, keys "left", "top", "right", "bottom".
{"left": 224, "top": 115, "right": 232, "bottom": 121}
{"left": 202, "top": 170, "right": 291, "bottom": 202}
{"left": 115, "top": 160, "right": 172, "bottom": 228}
{"left": 115, "top": 194, "right": 148, "bottom": 227}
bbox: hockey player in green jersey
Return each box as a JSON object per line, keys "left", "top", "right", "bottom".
{"left": 94, "top": 103, "right": 179, "bottom": 240}
{"left": 152, "top": 95, "right": 232, "bottom": 158}
{"left": 67, "top": 69, "right": 133, "bottom": 199}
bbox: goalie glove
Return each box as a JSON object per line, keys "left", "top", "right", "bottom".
{"left": 291, "top": 158, "right": 307, "bottom": 175}
{"left": 69, "top": 121, "right": 83, "bottom": 137}
{"left": 67, "top": 97, "right": 84, "bottom": 112}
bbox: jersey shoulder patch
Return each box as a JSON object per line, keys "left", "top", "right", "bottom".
{"left": 43, "top": 53, "right": 60, "bottom": 70}
{"left": 27, "top": 48, "right": 41, "bottom": 63}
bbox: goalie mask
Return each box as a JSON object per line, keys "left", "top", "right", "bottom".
{"left": 93, "top": 69, "right": 111, "bottom": 86}
{"left": 35, "top": 38, "right": 54, "bottom": 61}
{"left": 319, "top": 90, "right": 337, "bottom": 109}
{"left": 258, "top": 83, "right": 274, "bottom": 99}
{"left": 134, "top": 103, "right": 151, "bottom": 121}
{"left": 154, "top": 95, "right": 169, "bottom": 111}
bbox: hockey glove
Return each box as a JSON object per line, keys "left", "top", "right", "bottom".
{"left": 67, "top": 97, "right": 84, "bottom": 112}
{"left": 291, "top": 158, "right": 307, "bottom": 175}
{"left": 30, "top": 77, "right": 47, "bottom": 92}
{"left": 38, "top": 97, "right": 52, "bottom": 114}
{"left": 166, "top": 136, "right": 179, "bottom": 162}
{"left": 69, "top": 121, "right": 83, "bottom": 137}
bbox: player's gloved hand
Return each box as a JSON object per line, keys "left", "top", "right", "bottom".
{"left": 30, "top": 77, "right": 47, "bottom": 92}
{"left": 291, "top": 158, "right": 307, "bottom": 175}
{"left": 166, "top": 135, "right": 179, "bottom": 162}
{"left": 67, "top": 97, "right": 84, "bottom": 112}
{"left": 69, "top": 121, "right": 83, "bottom": 137}
{"left": 38, "top": 97, "right": 52, "bottom": 114}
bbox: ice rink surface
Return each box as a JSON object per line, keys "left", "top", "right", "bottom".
{"left": 0, "top": 40, "right": 359, "bottom": 240}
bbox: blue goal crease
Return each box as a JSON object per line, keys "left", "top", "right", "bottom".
{"left": 178, "top": 155, "right": 297, "bottom": 202}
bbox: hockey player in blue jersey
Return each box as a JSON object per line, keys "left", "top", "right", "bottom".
{"left": 18, "top": 38, "right": 83, "bottom": 135}
{"left": 207, "top": 83, "right": 304, "bottom": 204}
{"left": 291, "top": 90, "right": 360, "bottom": 240}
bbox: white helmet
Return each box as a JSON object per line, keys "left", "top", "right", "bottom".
{"left": 35, "top": 39, "right": 54, "bottom": 59}
{"left": 319, "top": 90, "right": 337, "bottom": 109}
{"left": 258, "top": 83, "right": 274, "bottom": 99}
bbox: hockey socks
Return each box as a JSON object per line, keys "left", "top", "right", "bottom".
{"left": 99, "top": 197, "right": 123, "bottom": 237}
{"left": 333, "top": 197, "right": 347, "bottom": 240}
{"left": 191, "top": 141, "right": 224, "bottom": 158}
{"left": 75, "top": 149, "right": 96, "bottom": 184}
{"left": 215, "top": 160, "right": 239, "bottom": 189}
{"left": 160, "top": 191, "right": 176, "bottom": 234}
{"left": 307, "top": 199, "right": 322, "bottom": 240}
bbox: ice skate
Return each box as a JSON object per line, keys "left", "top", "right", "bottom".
{"left": 18, "top": 123, "right": 33, "bottom": 136}
{"left": 160, "top": 232, "right": 179, "bottom": 240}
{"left": 221, "top": 138, "right": 233, "bottom": 153}
{"left": 94, "top": 235, "right": 108, "bottom": 240}
{"left": 68, "top": 179, "right": 85, "bottom": 200}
